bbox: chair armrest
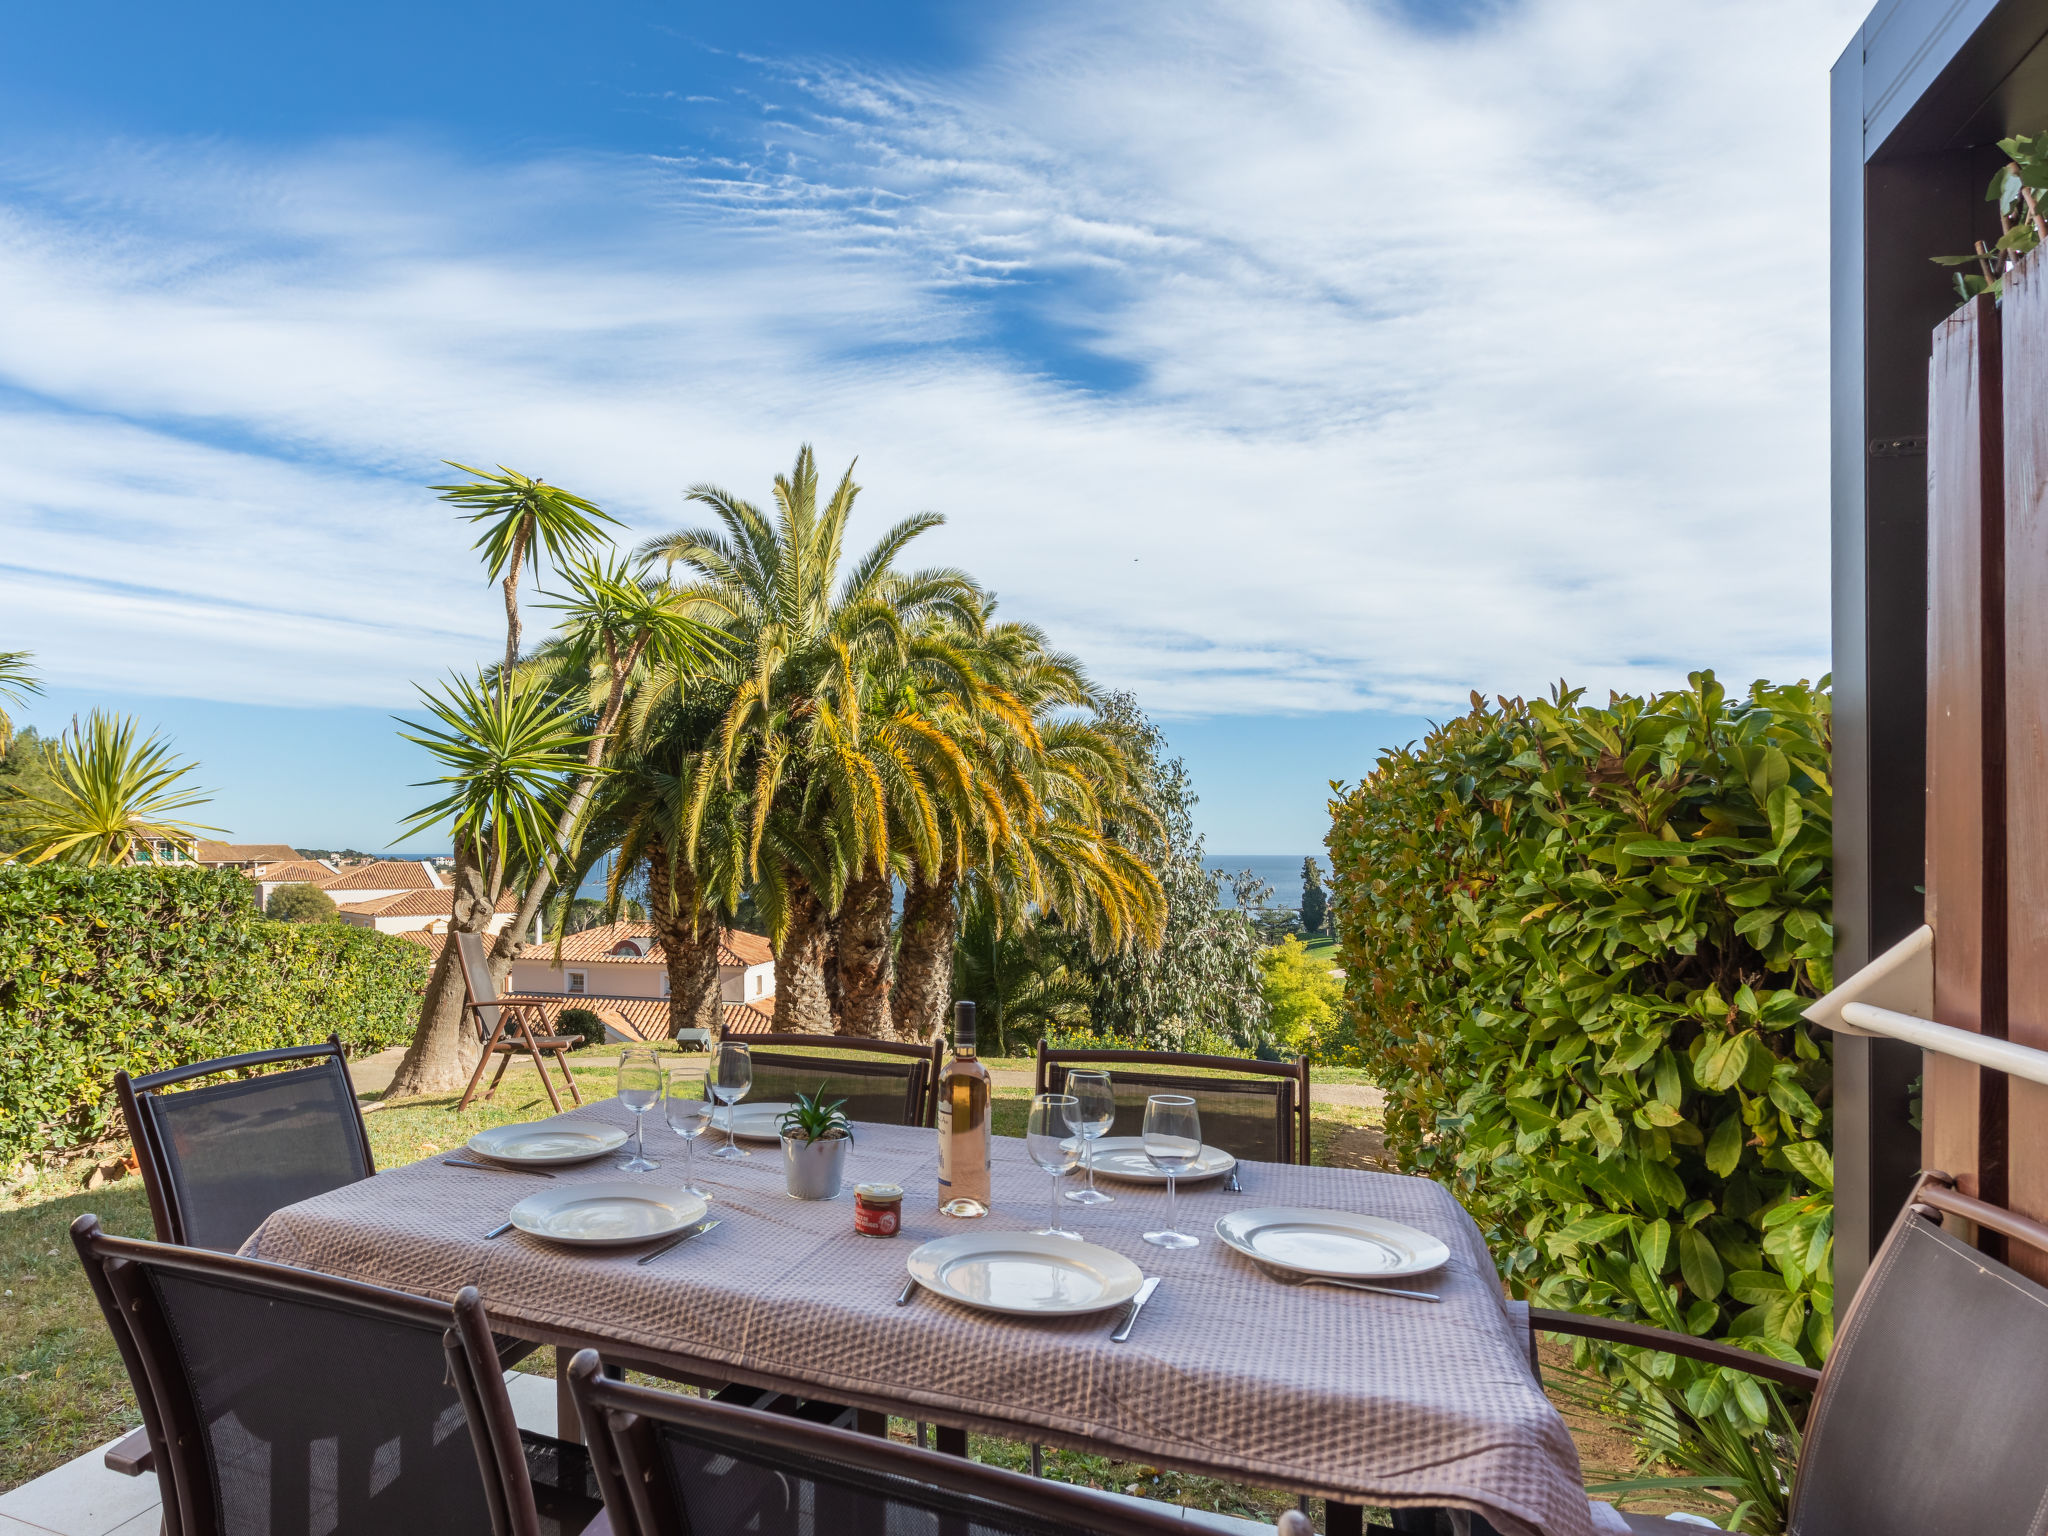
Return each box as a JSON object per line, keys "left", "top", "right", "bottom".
{"left": 1528, "top": 1308, "right": 1821, "bottom": 1392}
{"left": 104, "top": 1426, "right": 154, "bottom": 1476}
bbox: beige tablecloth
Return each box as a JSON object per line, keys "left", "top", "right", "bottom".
{"left": 244, "top": 1098, "right": 1594, "bottom": 1536}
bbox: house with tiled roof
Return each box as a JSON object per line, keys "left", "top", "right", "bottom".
{"left": 252, "top": 859, "right": 342, "bottom": 907}
{"left": 508, "top": 919, "right": 775, "bottom": 1019}
{"left": 335, "top": 885, "right": 521, "bottom": 938}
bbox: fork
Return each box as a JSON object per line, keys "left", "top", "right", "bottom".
{"left": 444, "top": 1158, "right": 556, "bottom": 1179}
{"left": 1260, "top": 1265, "right": 1438, "bottom": 1303}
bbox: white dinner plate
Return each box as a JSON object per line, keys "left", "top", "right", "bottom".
{"left": 709, "top": 1102, "right": 796, "bottom": 1141}
{"left": 1074, "top": 1136, "right": 1236, "bottom": 1184}
{"left": 508, "top": 1182, "right": 710, "bottom": 1247}
{"left": 906, "top": 1232, "right": 1146, "bottom": 1317}
{"left": 1214, "top": 1207, "right": 1450, "bottom": 1280}
{"left": 466, "top": 1121, "right": 630, "bottom": 1167}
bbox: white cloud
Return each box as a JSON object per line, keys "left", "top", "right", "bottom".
{"left": 0, "top": 0, "right": 1861, "bottom": 718}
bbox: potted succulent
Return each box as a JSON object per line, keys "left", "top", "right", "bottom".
{"left": 779, "top": 1089, "right": 852, "bottom": 1200}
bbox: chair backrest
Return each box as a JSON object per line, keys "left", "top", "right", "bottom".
{"left": 69, "top": 1216, "right": 538, "bottom": 1536}
{"left": 457, "top": 931, "right": 505, "bottom": 1040}
{"left": 1789, "top": 1175, "right": 2048, "bottom": 1536}
{"left": 741, "top": 1033, "right": 943, "bottom": 1127}
{"left": 564, "top": 1350, "right": 1213, "bottom": 1536}
{"left": 1036, "top": 1045, "right": 1310, "bottom": 1164}
{"left": 118, "top": 1036, "right": 373, "bottom": 1251}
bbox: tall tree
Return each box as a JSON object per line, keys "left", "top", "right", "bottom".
{"left": 435, "top": 464, "right": 618, "bottom": 681}
{"left": 10, "top": 712, "right": 221, "bottom": 866}
{"left": 641, "top": 445, "right": 982, "bottom": 1035}
{"left": 0, "top": 651, "right": 39, "bottom": 755}
{"left": 384, "top": 673, "right": 591, "bottom": 1100}
{"left": 498, "top": 555, "right": 724, "bottom": 963}
{"left": 1299, "top": 855, "right": 1328, "bottom": 936}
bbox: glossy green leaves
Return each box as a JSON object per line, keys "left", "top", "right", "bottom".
{"left": 1327, "top": 672, "right": 1834, "bottom": 1366}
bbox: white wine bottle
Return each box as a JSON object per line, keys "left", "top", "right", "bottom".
{"left": 936, "top": 1000, "right": 992, "bottom": 1217}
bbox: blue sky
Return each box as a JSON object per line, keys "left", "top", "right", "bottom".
{"left": 1, "top": 0, "right": 1858, "bottom": 853}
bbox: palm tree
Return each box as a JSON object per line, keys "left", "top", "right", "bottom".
{"left": 435, "top": 464, "right": 618, "bottom": 679}
{"left": 496, "top": 555, "right": 727, "bottom": 960}
{"left": 0, "top": 651, "right": 39, "bottom": 755}
{"left": 642, "top": 445, "right": 983, "bottom": 1035}
{"left": 383, "top": 672, "right": 594, "bottom": 1099}
{"left": 10, "top": 711, "right": 221, "bottom": 865}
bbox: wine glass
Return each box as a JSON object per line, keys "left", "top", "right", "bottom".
{"left": 709, "top": 1041, "right": 752, "bottom": 1160}
{"left": 664, "top": 1064, "right": 714, "bottom": 1198}
{"left": 1027, "top": 1094, "right": 1082, "bottom": 1239}
{"left": 1062, "top": 1070, "right": 1116, "bottom": 1207}
{"left": 616, "top": 1046, "right": 662, "bottom": 1172}
{"left": 1141, "top": 1094, "right": 1202, "bottom": 1249}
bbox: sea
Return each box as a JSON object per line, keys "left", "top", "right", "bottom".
{"left": 1206, "top": 854, "right": 1318, "bottom": 910}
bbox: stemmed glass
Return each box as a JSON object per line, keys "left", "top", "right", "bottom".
{"left": 1141, "top": 1094, "right": 1202, "bottom": 1249}
{"left": 1027, "top": 1094, "right": 1082, "bottom": 1240}
{"left": 709, "top": 1041, "right": 752, "bottom": 1160}
{"left": 664, "top": 1064, "right": 713, "bottom": 1198}
{"left": 616, "top": 1046, "right": 662, "bottom": 1172}
{"left": 1063, "top": 1070, "right": 1116, "bottom": 1206}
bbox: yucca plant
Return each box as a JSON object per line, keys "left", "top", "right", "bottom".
{"left": 778, "top": 1087, "right": 851, "bottom": 1144}
{"left": 10, "top": 710, "right": 221, "bottom": 865}
{"left": 0, "top": 649, "right": 40, "bottom": 754}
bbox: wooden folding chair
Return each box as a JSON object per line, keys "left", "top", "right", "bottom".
{"left": 455, "top": 932, "right": 582, "bottom": 1114}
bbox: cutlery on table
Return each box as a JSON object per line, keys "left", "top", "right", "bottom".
{"left": 1266, "top": 1269, "right": 1439, "bottom": 1303}
{"left": 1110, "top": 1276, "right": 1161, "bottom": 1343}
{"left": 896, "top": 1276, "right": 919, "bottom": 1306}
{"left": 484, "top": 1221, "right": 515, "bottom": 1240}
{"left": 444, "top": 1158, "right": 556, "bottom": 1178}
{"left": 636, "top": 1219, "right": 721, "bottom": 1266}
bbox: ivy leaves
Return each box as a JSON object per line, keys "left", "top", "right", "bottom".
{"left": 1328, "top": 671, "right": 1834, "bottom": 1367}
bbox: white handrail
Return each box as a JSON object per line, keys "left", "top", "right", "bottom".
{"left": 1802, "top": 923, "right": 2048, "bottom": 1087}
{"left": 1835, "top": 1002, "right": 2048, "bottom": 1089}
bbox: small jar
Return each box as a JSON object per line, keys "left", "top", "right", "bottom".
{"left": 854, "top": 1182, "right": 904, "bottom": 1237}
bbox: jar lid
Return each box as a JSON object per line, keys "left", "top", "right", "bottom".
{"left": 855, "top": 1182, "right": 904, "bottom": 1202}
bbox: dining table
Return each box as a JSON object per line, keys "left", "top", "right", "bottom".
{"left": 242, "top": 1095, "right": 1602, "bottom": 1536}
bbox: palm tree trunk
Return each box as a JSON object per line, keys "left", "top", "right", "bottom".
{"left": 385, "top": 834, "right": 493, "bottom": 1099}
{"left": 892, "top": 871, "right": 956, "bottom": 1043}
{"left": 772, "top": 881, "right": 834, "bottom": 1034}
{"left": 647, "top": 842, "right": 723, "bottom": 1039}
{"left": 501, "top": 520, "right": 530, "bottom": 680}
{"left": 835, "top": 869, "right": 894, "bottom": 1038}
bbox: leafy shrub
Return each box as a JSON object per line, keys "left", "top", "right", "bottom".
{"left": 266, "top": 882, "right": 337, "bottom": 922}
{"left": 0, "top": 864, "right": 428, "bottom": 1166}
{"left": 1258, "top": 937, "right": 1345, "bottom": 1060}
{"left": 1040, "top": 1023, "right": 1249, "bottom": 1059}
{"left": 557, "top": 1007, "right": 606, "bottom": 1048}
{"left": 1326, "top": 673, "right": 1834, "bottom": 1372}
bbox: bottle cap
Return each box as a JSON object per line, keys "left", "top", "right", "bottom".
{"left": 953, "top": 1000, "right": 977, "bottom": 1049}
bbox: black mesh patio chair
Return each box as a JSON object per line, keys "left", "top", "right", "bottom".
{"left": 70, "top": 1215, "right": 607, "bottom": 1536}
{"left": 455, "top": 931, "right": 582, "bottom": 1114}
{"left": 117, "top": 1034, "right": 374, "bottom": 1253}
{"left": 1525, "top": 1169, "right": 2048, "bottom": 1535}
{"left": 564, "top": 1349, "right": 1313, "bottom": 1536}
{"left": 1034, "top": 1043, "right": 1311, "bottom": 1164}
{"left": 739, "top": 1033, "right": 942, "bottom": 1127}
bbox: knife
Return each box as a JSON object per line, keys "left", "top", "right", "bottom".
{"left": 636, "top": 1218, "right": 721, "bottom": 1265}
{"left": 1110, "top": 1277, "right": 1161, "bottom": 1342}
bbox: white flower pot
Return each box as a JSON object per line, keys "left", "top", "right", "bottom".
{"left": 782, "top": 1132, "right": 851, "bottom": 1199}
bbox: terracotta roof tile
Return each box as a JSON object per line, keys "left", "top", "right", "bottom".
{"left": 192, "top": 842, "right": 303, "bottom": 864}
{"left": 518, "top": 920, "right": 775, "bottom": 971}
{"left": 336, "top": 888, "right": 518, "bottom": 918}
{"left": 256, "top": 861, "right": 339, "bottom": 886}
{"left": 323, "top": 861, "right": 440, "bottom": 892}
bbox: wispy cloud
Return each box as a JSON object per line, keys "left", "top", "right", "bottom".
{"left": 1, "top": 0, "right": 1862, "bottom": 717}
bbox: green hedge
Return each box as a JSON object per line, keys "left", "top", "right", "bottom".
{"left": 0, "top": 864, "right": 428, "bottom": 1167}
{"left": 1327, "top": 673, "right": 1834, "bottom": 1366}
